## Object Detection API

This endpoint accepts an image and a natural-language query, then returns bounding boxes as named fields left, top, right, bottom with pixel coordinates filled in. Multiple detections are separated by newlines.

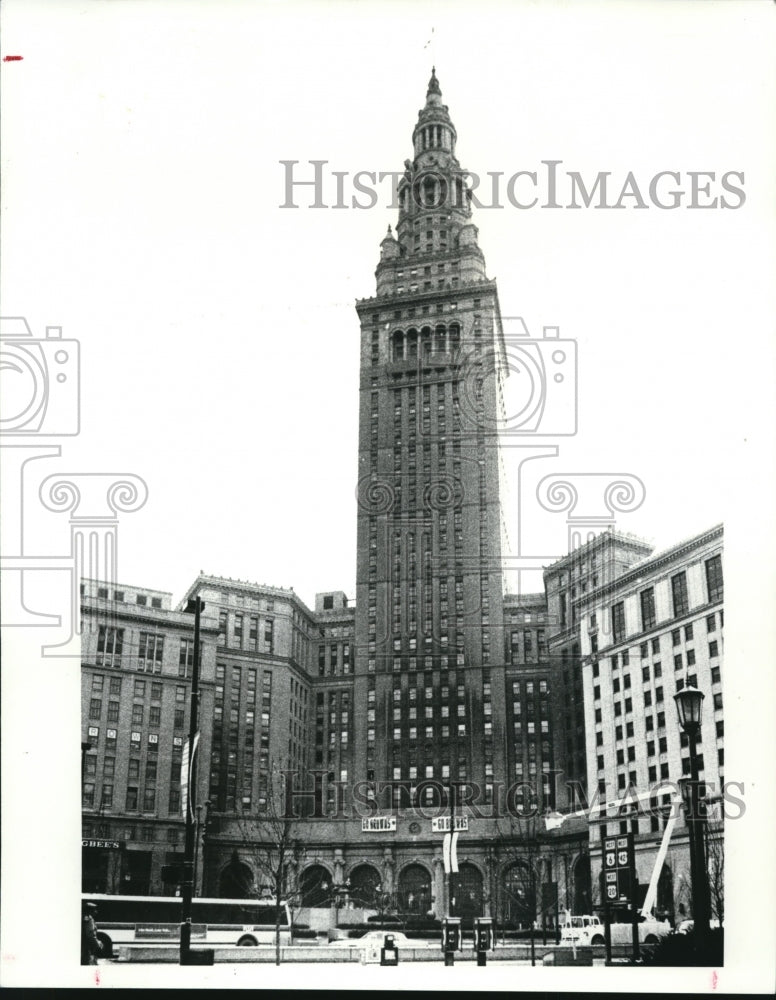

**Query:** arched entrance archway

left=300, top=865, right=330, bottom=907
left=397, top=863, right=431, bottom=915
left=572, top=852, right=592, bottom=915
left=348, top=863, right=381, bottom=908
left=450, top=862, right=483, bottom=924
left=501, top=861, right=535, bottom=929
left=219, top=856, right=254, bottom=898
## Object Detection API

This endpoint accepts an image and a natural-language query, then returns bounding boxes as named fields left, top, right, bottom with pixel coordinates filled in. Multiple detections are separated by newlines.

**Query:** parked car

left=676, top=918, right=722, bottom=934
left=328, top=931, right=434, bottom=950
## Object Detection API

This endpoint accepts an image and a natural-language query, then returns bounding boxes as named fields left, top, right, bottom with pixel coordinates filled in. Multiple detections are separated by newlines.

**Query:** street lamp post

left=180, top=595, right=204, bottom=965
left=674, top=684, right=711, bottom=957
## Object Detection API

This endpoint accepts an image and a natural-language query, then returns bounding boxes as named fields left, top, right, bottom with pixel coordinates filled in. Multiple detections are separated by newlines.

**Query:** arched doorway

left=450, top=862, right=483, bottom=924
left=348, top=863, right=381, bottom=908
left=219, top=856, right=254, bottom=898
left=572, top=852, right=592, bottom=915
left=300, top=865, right=330, bottom=907
left=501, top=861, right=536, bottom=928
left=397, top=863, right=431, bottom=915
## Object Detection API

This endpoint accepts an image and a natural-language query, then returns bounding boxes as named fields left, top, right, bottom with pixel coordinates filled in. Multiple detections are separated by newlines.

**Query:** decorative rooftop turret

left=373, top=70, right=486, bottom=291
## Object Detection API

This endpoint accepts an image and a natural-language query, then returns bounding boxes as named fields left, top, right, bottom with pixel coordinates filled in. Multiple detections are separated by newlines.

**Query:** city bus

left=82, top=894, right=292, bottom=955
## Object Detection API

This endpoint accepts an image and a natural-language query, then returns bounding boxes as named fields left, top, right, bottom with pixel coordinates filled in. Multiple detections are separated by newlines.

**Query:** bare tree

left=495, top=806, right=560, bottom=966
left=226, top=765, right=308, bottom=965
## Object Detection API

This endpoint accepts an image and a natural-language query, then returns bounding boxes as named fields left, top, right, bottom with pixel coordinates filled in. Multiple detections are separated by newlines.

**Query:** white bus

left=83, top=894, right=292, bottom=955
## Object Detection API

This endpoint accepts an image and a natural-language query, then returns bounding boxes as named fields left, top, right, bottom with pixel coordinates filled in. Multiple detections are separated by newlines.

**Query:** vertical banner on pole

left=181, top=732, right=200, bottom=821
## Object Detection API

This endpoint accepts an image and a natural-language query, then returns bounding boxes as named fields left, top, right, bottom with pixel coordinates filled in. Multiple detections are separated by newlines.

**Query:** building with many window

left=80, top=579, right=218, bottom=895
left=576, top=524, right=724, bottom=921
left=80, top=71, right=724, bottom=930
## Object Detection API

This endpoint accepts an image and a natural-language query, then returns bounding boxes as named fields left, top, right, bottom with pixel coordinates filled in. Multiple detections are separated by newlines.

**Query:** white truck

left=560, top=914, right=671, bottom=947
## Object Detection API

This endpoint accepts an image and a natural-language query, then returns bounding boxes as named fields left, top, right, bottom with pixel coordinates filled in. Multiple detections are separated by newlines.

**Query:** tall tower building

left=353, top=70, right=510, bottom=808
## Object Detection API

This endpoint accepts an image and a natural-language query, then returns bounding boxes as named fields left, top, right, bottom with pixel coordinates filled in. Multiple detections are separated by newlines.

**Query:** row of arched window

left=392, top=324, right=461, bottom=362
left=399, top=177, right=467, bottom=213
left=215, top=854, right=616, bottom=925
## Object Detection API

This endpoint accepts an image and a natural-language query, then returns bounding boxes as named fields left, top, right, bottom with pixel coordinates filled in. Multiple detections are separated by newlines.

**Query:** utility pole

left=180, top=595, right=204, bottom=965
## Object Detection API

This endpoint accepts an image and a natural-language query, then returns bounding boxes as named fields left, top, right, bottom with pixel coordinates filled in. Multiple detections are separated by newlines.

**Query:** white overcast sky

left=2, top=0, right=776, bottom=990
left=3, top=0, right=775, bottom=608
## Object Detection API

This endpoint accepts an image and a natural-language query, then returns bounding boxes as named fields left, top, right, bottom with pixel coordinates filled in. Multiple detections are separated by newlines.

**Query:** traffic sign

left=603, top=832, right=634, bottom=904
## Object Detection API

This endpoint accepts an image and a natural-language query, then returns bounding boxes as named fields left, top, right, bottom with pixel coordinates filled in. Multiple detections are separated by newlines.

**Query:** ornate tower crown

left=384, top=70, right=482, bottom=275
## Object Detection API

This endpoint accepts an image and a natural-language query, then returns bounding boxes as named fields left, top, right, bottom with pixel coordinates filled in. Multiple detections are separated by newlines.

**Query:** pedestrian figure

left=81, top=902, right=102, bottom=965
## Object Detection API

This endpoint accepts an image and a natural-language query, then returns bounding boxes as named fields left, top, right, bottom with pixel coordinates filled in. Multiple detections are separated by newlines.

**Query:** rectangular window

left=611, top=602, right=625, bottom=644
left=179, top=639, right=194, bottom=678
left=96, top=626, right=124, bottom=668
left=138, top=632, right=164, bottom=673
left=671, top=572, right=689, bottom=618
left=705, top=555, right=723, bottom=603
left=640, top=588, right=656, bottom=631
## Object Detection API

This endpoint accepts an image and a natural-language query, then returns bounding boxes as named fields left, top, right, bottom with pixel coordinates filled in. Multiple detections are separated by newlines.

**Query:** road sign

left=603, top=832, right=634, bottom=904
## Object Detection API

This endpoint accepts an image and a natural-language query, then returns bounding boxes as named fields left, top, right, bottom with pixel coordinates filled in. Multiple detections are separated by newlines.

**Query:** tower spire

left=427, top=66, right=442, bottom=102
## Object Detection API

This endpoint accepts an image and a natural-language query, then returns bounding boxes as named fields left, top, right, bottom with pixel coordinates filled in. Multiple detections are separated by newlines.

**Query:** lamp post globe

left=673, top=682, right=710, bottom=957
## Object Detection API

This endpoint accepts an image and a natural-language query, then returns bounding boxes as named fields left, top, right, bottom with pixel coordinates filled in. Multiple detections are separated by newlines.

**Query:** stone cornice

left=356, top=276, right=497, bottom=313
left=575, top=523, right=723, bottom=608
